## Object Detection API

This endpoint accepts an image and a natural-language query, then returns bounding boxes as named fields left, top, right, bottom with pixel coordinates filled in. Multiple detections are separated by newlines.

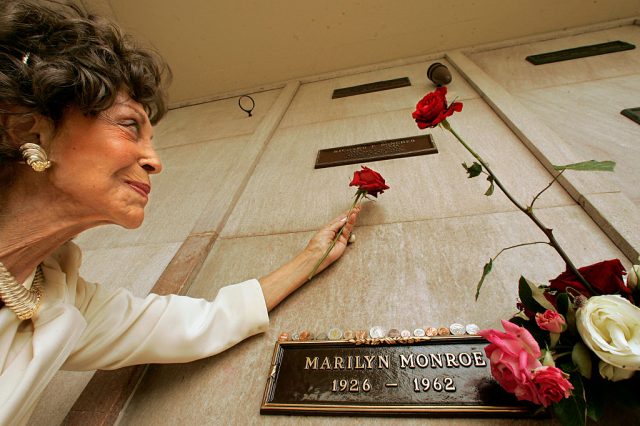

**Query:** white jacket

left=0, top=242, right=269, bottom=425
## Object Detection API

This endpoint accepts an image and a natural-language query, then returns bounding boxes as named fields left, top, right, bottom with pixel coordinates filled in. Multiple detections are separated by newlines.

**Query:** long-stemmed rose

left=412, top=86, right=615, bottom=298
left=308, top=166, right=388, bottom=280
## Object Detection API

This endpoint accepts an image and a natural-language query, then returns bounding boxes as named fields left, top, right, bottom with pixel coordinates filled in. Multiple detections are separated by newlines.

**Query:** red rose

left=412, top=86, right=463, bottom=129
left=530, top=366, right=574, bottom=407
left=549, top=259, right=632, bottom=300
left=349, top=166, right=389, bottom=198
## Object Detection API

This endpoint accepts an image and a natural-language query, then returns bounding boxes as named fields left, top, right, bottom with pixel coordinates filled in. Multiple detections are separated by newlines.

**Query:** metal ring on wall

left=238, top=95, right=255, bottom=117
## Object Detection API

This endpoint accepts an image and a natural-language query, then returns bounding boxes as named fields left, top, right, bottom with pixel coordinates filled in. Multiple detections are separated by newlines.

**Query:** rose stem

left=441, top=119, right=596, bottom=294
left=308, top=190, right=365, bottom=280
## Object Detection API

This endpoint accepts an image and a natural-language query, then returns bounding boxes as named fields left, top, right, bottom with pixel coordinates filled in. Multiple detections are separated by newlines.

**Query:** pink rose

left=530, top=366, right=574, bottom=407
left=535, top=310, right=566, bottom=333
left=478, top=320, right=542, bottom=400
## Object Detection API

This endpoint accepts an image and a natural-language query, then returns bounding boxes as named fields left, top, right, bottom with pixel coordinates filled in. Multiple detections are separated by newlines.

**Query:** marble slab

left=222, top=98, right=573, bottom=238
left=469, top=25, right=640, bottom=93
left=75, top=135, right=260, bottom=249
left=153, top=88, right=281, bottom=149
left=280, top=60, right=478, bottom=129
left=515, top=74, right=640, bottom=206
left=120, top=204, right=627, bottom=425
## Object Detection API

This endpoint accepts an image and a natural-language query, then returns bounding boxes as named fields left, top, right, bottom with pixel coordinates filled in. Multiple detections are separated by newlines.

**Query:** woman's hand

left=304, top=207, right=361, bottom=275
left=258, top=207, right=361, bottom=311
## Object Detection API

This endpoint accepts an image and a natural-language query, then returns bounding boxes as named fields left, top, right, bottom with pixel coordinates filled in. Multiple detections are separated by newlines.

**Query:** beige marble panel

left=469, top=25, right=640, bottom=93
left=222, top=98, right=573, bottom=238
left=28, top=371, right=95, bottom=426
left=120, top=204, right=626, bottom=425
left=280, top=60, right=478, bottom=129
left=515, top=74, right=640, bottom=206
left=75, top=135, right=259, bottom=249
left=153, top=89, right=281, bottom=149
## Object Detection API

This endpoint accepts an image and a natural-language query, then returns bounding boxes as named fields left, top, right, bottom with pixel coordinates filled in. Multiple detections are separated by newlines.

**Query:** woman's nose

left=140, top=145, right=163, bottom=174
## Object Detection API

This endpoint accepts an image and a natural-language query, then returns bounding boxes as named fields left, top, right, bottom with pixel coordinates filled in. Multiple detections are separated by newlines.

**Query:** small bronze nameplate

left=621, top=107, right=640, bottom=125
left=332, top=77, right=411, bottom=99
left=261, top=337, right=535, bottom=417
left=315, top=134, right=437, bottom=169
left=526, top=40, right=635, bottom=65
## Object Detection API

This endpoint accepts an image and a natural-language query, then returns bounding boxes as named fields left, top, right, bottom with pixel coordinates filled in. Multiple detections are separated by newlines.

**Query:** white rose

left=576, top=295, right=640, bottom=371
left=627, top=265, right=639, bottom=290
left=598, top=360, right=636, bottom=381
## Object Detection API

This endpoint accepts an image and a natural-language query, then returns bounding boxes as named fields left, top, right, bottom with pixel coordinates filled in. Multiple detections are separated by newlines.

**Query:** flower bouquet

left=412, top=86, right=640, bottom=424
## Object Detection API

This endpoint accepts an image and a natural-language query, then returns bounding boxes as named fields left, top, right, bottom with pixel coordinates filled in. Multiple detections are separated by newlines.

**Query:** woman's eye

left=121, top=120, right=141, bottom=135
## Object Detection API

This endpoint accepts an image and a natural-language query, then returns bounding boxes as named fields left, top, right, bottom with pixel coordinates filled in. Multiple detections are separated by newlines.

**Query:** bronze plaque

left=332, top=77, right=411, bottom=99
left=526, top=40, right=635, bottom=65
left=315, top=134, right=437, bottom=169
left=261, top=336, right=535, bottom=417
left=621, top=107, right=640, bottom=125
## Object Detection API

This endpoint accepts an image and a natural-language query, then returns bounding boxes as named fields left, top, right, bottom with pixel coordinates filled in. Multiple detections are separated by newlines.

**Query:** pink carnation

left=535, top=310, right=566, bottom=333
left=478, top=320, right=542, bottom=400
left=530, top=366, right=574, bottom=407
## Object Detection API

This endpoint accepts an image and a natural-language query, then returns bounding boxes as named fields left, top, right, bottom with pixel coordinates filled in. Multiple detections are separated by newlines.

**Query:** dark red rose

left=349, top=166, right=389, bottom=198
left=549, top=259, right=632, bottom=300
left=412, top=86, right=463, bottom=129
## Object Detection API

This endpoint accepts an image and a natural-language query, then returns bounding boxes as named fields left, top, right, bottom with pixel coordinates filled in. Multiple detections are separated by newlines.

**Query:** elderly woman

left=0, top=1, right=360, bottom=423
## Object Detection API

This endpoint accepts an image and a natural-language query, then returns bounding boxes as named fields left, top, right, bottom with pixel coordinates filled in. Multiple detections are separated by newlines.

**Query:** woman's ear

left=1, top=112, right=54, bottom=149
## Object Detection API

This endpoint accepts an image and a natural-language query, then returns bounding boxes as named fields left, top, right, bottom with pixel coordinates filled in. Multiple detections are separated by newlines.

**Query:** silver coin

left=315, top=332, right=328, bottom=341
left=291, top=332, right=300, bottom=341
left=400, top=329, right=412, bottom=338
left=465, top=324, right=480, bottom=335
left=328, top=328, right=343, bottom=340
left=387, top=328, right=400, bottom=338
left=449, top=323, right=466, bottom=336
left=369, top=326, right=385, bottom=339
left=413, top=328, right=426, bottom=337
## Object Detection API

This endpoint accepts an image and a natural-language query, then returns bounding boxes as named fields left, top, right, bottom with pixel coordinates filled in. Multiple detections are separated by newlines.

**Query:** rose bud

left=535, top=310, right=567, bottom=334
left=627, top=265, right=639, bottom=290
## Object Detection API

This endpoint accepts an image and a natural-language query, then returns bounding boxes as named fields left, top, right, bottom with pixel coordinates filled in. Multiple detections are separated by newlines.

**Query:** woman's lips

left=126, top=181, right=151, bottom=198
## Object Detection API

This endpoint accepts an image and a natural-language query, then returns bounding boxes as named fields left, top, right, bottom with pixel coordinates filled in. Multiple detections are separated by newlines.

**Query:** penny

left=299, top=330, right=313, bottom=341
left=424, top=327, right=438, bottom=337
left=328, top=328, right=343, bottom=340
left=355, top=329, right=368, bottom=340
left=343, top=329, right=355, bottom=340
left=400, top=329, right=412, bottom=338
left=277, top=332, right=290, bottom=342
left=369, top=326, right=385, bottom=339
left=315, top=332, right=328, bottom=341
left=437, top=327, right=451, bottom=336
left=387, top=328, right=401, bottom=338
left=413, top=328, right=426, bottom=337
left=449, top=323, right=466, bottom=336
left=466, top=324, right=480, bottom=335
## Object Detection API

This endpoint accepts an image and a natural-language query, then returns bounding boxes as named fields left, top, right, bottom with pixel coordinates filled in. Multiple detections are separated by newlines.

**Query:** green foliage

left=484, top=175, right=495, bottom=196
left=553, top=160, right=615, bottom=172
left=556, top=292, right=570, bottom=316
left=474, top=259, right=493, bottom=300
left=552, top=372, right=586, bottom=426
left=462, top=161, right=482, bottom=178
left=585, top=377, right=604, bottom=421
left=518, top=277, right=555, bottom=314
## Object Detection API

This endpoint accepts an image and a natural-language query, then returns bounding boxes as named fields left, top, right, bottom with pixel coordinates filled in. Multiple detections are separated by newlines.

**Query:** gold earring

left=20, top=143, right=51, bottom=172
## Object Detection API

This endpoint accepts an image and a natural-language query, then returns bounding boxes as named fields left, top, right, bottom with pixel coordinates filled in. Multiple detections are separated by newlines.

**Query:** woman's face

left=45, top=92, right=162, bottom=229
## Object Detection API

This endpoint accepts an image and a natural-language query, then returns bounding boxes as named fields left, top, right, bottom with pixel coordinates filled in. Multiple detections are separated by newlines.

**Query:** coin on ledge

left=424, top=327, right=438, bottom=337
left=369, top=326, right=386, bottom=339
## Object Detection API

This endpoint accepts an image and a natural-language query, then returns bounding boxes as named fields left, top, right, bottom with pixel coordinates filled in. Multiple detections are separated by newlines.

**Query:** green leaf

left=462, top=161, right=482, bottom=178
left=557, top=292, right=569, bottom=316
left=553, top=160, right=615, bottom=172
left=484, top=176, right=495, bottom=196
left=552, top=372, right=586, bottom=426
left=585, top=376, right=604, bottom=421
left=518, top=276, right=555, bottom=314
left=475, top=259, right=493, bottom=300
